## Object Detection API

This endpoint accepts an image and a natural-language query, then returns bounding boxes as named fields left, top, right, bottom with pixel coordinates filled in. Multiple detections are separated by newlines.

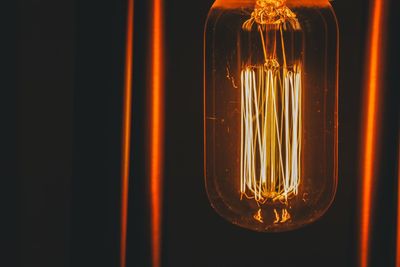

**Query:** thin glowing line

left=360, top=0, right=386, bottom=266
left=240, top=65, right=301, bottom=204
left=120, top=0, right=134, bottom=266
left=150, top=0, right=164, bottom=266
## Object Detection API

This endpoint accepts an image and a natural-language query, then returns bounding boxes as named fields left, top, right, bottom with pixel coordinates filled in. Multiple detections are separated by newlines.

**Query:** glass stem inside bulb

left=240, top=21, right=302, bottom=206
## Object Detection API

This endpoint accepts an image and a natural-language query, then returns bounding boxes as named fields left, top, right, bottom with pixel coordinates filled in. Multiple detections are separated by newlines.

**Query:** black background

left=5, top=0, right=399, bottom=266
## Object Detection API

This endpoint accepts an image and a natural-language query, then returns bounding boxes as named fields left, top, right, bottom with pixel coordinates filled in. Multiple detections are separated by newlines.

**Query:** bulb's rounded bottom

left=207, top=192, right=334, bottom=232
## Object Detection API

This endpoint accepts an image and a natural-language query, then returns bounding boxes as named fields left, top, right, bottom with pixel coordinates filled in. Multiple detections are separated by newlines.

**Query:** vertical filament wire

left=240, top=0, right=302, bottom=205
left=240, top=64, right=302, bottom=204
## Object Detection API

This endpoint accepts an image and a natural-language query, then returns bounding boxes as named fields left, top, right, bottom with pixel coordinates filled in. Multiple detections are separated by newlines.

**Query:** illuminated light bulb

left=204, top=0, right=338, bottom=232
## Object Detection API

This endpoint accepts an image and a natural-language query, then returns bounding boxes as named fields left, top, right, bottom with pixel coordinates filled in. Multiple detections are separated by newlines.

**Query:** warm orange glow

left=214, top=0, right=329, bottom=8
left=205, top=0, right=338, bottom=232
left=240, top=66, right=302, bottom=204
left=240, top=3, right=301, bottom=207
left=120, top=0, right=134, bottom=266
left=149, top=0, right=164, bottom=266
left=396, top=140, right=400, bottom=267
left=359, top=0, right=387, bottom=266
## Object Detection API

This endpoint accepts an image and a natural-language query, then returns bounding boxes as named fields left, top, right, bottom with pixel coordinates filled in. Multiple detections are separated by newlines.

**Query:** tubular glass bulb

left=204, top=0, right=338, bottom=232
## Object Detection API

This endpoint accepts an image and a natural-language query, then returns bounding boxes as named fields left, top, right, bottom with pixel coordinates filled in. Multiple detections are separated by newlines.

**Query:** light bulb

left=204, top=0, right=338, bottom=232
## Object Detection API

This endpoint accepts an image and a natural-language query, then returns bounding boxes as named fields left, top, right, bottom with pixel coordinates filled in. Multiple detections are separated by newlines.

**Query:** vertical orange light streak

left=359, top=0, right=387, bottom=266
left=120, top=0, right=134, bottom=266
left=149, top=0, right=164, bottom=266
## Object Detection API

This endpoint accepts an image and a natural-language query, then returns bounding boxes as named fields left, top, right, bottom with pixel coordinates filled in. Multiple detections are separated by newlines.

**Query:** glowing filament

left=240, top=63, right=302, bottom=204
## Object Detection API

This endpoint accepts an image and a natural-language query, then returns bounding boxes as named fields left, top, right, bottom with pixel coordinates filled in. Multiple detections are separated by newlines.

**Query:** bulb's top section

left=242, top=0, right=301, bottom=30
left=213, top=0, right=330, bottom=8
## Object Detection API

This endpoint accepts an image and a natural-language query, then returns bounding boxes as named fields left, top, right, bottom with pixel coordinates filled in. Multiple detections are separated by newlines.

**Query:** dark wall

left=9, top=0, right=399, bottom=266
left=15, top=0, right=75, bottom=266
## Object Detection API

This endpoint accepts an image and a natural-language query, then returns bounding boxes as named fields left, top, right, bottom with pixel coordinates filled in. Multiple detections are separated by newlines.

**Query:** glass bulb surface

left=204, top=0, right=338, bottom=232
